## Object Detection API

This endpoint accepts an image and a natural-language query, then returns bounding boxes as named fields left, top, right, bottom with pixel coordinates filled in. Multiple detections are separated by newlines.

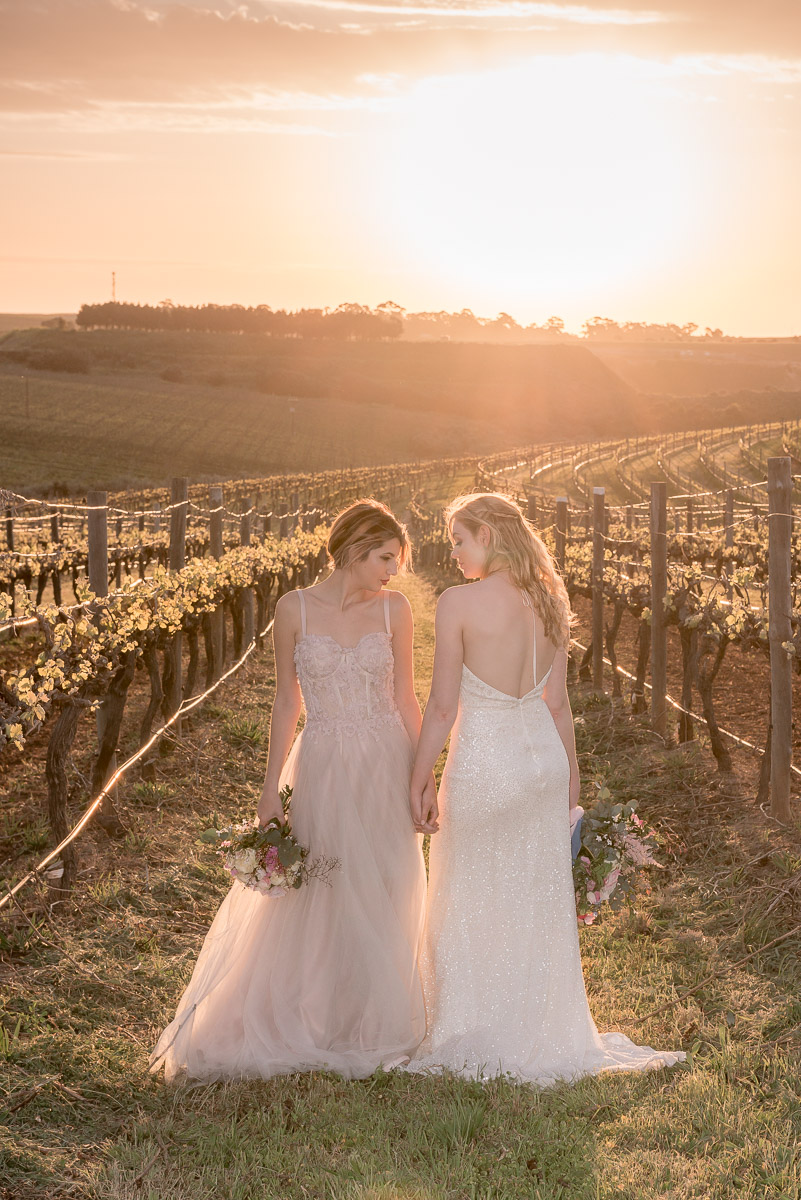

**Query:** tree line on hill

left=75, top=301, right=728, bottom=344
left=75, top=301, right=402, bottom=340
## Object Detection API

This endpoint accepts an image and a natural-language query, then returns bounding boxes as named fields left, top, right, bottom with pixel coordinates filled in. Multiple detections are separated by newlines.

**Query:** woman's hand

left=256, top=790, right=284, bottom=830
left=411, top=773, right=439, bottom=835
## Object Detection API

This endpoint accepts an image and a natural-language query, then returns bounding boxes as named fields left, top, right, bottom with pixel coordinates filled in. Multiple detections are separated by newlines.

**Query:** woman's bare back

left=456, top=575, right=558, bottom=698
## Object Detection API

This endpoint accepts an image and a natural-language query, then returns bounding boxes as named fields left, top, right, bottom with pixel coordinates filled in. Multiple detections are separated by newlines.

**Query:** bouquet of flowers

left=572, top=785, right=661, bottom=926
left=200, top=786, right=339, bottom=896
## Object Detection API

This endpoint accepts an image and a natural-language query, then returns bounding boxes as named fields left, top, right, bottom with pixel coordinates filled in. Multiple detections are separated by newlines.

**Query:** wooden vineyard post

left=240, top=496, right=255, bottom=647
left=167, top=477, right=188, bottom=724
left=50, top=513, right=62, bottom=605
left=555, top=498, right=568, bottom=573
left=114, top=515, right=123, bottom=587
left=592, top=487, right=605, bottom=691
left=725, top=489, right=734, bottom=550
left=527, top=495, right=537, bottom=525
left=87, top=490, right=108, bottom=600
left=768, top=457, right=793, bottom=822
left=5, top=507, right=13, bottom=551
left=650, top=482, right=668, bottom=739
left=686, top=497, right=693, bottom=533
left=86, top=491, right=126, bottom=837
left=87, top=490, right=108, bottom=625
left=208, top=485, right=224, bottom=683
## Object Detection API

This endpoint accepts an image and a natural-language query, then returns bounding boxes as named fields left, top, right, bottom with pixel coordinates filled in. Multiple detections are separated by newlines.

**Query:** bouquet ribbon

left=570, top=805, right=584, bottom=863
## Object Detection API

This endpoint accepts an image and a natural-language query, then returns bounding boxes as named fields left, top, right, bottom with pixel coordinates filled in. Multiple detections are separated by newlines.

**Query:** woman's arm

left=542, top=649, right=581, bottom=811
left=391, top=591, right=438, bottom=832
left=389, top=591, right=423, bottom=748
left=257, top=592, right=303, bottom=827
left=410, top=588, right=464, bottom=829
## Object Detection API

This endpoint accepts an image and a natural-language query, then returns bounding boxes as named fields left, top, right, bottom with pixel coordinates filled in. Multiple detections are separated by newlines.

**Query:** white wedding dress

left=409, top=617, right=686, bottom=1085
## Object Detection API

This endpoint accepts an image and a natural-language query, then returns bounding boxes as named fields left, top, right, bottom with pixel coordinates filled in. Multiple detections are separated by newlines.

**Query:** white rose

left=233, top=849, right=257, bottom=875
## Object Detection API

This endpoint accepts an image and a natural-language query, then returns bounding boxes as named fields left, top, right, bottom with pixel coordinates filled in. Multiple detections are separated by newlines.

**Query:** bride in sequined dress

left=407, top=492, right=685, bottom=1084
left=150, top=500, right=432, bottom=1082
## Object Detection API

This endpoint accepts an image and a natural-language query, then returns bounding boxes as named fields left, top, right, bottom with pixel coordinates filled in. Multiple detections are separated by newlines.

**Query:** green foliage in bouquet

left=199, top=787, right=338, bottom=895
left=573, top=785, right=661, bottom=926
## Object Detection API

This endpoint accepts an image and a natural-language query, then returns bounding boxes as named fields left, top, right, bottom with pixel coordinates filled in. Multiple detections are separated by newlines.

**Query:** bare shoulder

left=387, top=589, right=412, bottom=616
left=436, top=584, right=471, bottom=617
left=273, top=589, right=302, bottom=629
left=386, top=589, right=412, bottom=632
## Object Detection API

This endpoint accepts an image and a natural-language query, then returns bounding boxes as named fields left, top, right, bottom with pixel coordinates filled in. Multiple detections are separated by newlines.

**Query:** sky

left=0, top=0, right=799, bottom=335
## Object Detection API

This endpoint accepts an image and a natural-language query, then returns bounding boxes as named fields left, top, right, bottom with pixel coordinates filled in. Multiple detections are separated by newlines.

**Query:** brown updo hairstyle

left=327, top=499, right=412, bottom=572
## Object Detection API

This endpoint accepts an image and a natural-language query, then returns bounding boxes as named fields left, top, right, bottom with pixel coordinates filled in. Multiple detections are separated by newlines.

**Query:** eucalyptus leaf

left=278, top=842, right=301, bottom=868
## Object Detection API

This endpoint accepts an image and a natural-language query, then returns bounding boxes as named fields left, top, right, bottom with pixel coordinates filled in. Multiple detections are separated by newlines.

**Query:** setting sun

left=378, top=54, right=699, bottom=306
left=0, top=0, right=798, bottom=331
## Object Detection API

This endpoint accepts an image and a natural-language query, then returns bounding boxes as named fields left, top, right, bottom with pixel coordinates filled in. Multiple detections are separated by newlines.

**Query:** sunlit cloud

left=0, top=0, right=798, bottom=333
left=670, top=54, right=801, bottom=83
left=0, top=105, right=341, bottom=134
left=256, top=0, right=669, bottom=24
left=0, top=148, right=132, bottom=160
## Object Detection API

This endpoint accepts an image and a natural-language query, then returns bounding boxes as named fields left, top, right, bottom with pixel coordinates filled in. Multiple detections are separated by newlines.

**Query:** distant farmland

left=1, top=327, right=800, bottom=493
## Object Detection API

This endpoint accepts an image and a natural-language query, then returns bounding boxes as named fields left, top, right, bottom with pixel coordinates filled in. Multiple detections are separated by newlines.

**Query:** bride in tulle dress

left=150, top=500, right=434, bottom=1082
left=408, top=492, right=685, bottom=1085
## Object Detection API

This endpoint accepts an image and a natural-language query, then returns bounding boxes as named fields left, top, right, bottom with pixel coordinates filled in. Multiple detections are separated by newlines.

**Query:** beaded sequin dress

left=149, top=590, right=426, bottom=1082
left=409, top=610, right=686, bottom=1084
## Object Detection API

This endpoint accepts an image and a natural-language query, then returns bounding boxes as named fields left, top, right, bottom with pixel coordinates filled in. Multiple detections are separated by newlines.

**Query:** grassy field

left=1, top=569, right=800, bottom=1199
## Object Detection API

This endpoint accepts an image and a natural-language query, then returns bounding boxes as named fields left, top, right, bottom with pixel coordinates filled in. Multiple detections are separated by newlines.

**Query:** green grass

left=1, top=574, right=801, bottom=1199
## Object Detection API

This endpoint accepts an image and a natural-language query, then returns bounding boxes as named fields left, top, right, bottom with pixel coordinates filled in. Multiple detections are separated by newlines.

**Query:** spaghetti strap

left=383, top=591, right=392, bottom=635
left=298, top=588, right=307, bottom=637
left=521, top=588, right=538, bottom=686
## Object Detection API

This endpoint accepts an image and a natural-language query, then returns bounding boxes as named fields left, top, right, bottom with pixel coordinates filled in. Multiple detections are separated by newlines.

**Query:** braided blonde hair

left=444, top=492, right=572, bottom=650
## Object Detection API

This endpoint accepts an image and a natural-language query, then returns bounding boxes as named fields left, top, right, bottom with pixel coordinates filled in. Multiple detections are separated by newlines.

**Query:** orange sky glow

left=0, top=0, right=799, bottom=335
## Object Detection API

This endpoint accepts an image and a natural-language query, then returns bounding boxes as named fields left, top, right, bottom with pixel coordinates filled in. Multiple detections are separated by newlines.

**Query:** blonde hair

left=445, top=491, right=572, bottom=649
left=327, top=499, right=411, bottom=571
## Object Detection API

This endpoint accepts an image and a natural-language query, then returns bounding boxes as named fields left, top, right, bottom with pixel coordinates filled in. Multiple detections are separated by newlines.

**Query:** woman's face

left=450, top=518, right=489, bottom=580
left=350, top=537, right=402, bottom=592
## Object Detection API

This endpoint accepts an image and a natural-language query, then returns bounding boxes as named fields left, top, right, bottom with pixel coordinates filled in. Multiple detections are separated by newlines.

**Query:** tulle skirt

left=149, top=724, right=427, bottom=1082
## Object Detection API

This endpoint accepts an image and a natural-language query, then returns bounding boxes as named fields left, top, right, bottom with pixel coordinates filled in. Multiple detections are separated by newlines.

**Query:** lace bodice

left=293, top=590, right=405, bottom=741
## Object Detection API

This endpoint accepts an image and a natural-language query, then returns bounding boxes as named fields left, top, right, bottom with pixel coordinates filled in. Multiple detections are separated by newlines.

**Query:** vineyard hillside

left=4, top=329, right=801, bottom=493
left=0, top=314, right=77, bottom=334
left=591, top=340, right=801, bottom=398
left=0, top=369, right=507, bottom=495
left=1, top=327, right=635, bottom=421
left=0, top=331, right=634, bottom=492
